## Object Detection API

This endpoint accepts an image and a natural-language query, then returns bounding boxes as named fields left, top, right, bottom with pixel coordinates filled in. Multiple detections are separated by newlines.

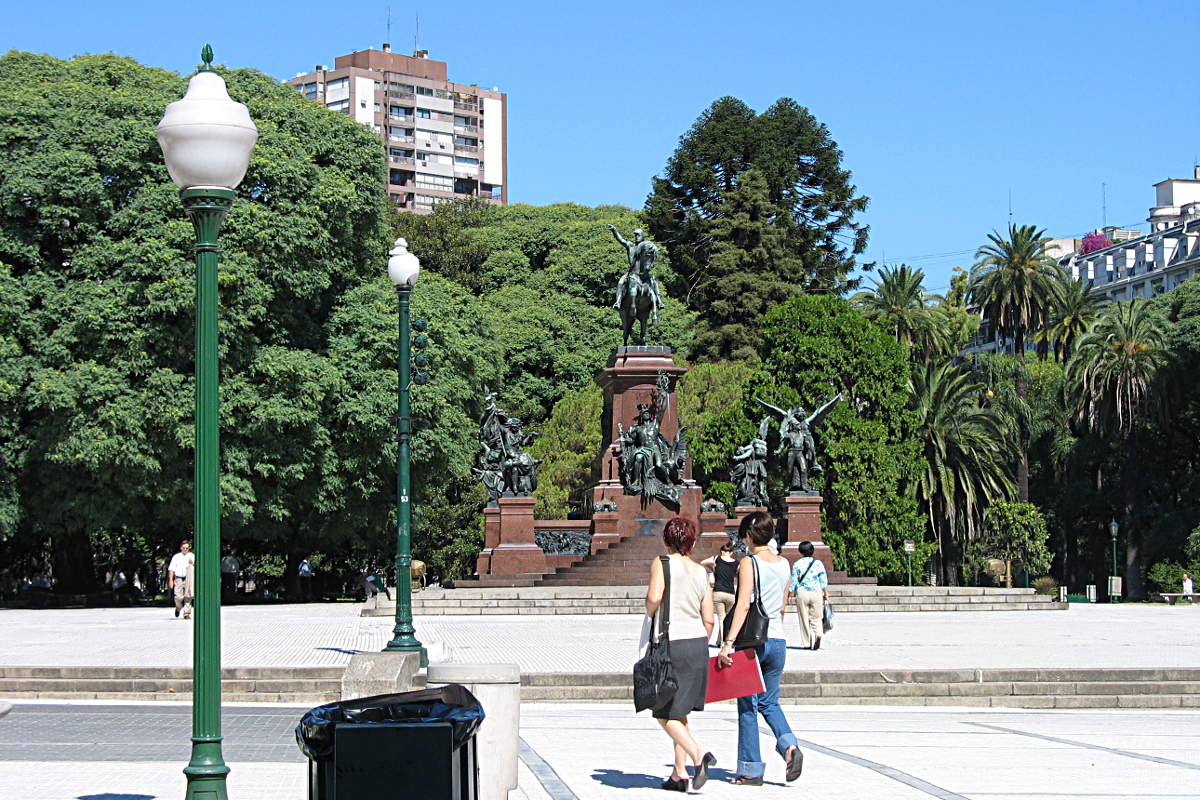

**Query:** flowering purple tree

left=1079, top=232, right=1113, bottom=255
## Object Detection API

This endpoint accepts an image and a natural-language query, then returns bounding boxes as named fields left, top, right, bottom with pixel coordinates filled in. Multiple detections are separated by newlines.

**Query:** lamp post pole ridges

left=182, top=186, right=234, bottom=800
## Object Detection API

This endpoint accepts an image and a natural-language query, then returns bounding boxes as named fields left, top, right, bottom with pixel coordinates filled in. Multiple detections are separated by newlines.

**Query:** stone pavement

left=1, top=602, right=1197, bottom=672
left=2, top=702, right=1198, bottom=800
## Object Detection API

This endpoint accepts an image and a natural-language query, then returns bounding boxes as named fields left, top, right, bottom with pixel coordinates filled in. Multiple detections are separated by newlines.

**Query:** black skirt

left=653, top=636, right=709, bottom=719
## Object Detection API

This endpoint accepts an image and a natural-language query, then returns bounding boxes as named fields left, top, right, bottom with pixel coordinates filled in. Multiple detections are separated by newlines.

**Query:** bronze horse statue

left=609, top=225, right=664, bottom=346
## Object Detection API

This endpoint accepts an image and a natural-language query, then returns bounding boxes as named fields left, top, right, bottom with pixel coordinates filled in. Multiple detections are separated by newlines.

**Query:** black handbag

left=634, top=556, right=678, bottom=713
left=722, top=555, right=769, bottom=648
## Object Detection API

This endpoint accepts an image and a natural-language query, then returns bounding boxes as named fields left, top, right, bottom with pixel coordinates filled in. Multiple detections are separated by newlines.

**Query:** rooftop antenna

left=386, top=7, right=392, bottom=44
left=1102, top=182, right=1107, bottom=228
left=1007, top=189, right=1013, bottom=223
left=414, top=13, right=420, bottom=53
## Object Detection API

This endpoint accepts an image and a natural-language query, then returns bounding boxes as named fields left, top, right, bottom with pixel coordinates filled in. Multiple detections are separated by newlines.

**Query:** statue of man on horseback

left=609, top=225, right=665, bottom=346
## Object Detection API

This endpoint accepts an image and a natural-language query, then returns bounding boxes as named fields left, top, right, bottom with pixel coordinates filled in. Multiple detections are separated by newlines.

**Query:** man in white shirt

left=1183, top=573, right=1194, bottom=602
left=168, top=541, right=196, bottom=619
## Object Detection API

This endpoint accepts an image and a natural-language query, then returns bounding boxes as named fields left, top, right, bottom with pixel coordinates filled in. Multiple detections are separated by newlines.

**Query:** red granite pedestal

left=474, top=505, right=501, bottom=576
left=781, top=494, right=833, bottom=572
left=487, top=496, right=549, bottom=577
left=592, top=347, right=702, bottom=539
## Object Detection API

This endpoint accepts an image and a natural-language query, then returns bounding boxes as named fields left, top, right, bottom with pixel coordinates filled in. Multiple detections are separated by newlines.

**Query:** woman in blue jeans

left=718, top=512, right=804, bottom=786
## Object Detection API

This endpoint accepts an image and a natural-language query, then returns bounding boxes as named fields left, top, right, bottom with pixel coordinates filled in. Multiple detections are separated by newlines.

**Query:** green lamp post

left=1108, top=519, right=1120, bottom=603
left=383, top=238, right=428, bottom=666
left=157, top=45, right=258, bottom=800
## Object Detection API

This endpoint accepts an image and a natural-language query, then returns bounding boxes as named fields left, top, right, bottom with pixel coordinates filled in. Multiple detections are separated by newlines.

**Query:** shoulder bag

left=633, top=556, right=678, bottom=713
left=722, top=555, right=769, bottom=648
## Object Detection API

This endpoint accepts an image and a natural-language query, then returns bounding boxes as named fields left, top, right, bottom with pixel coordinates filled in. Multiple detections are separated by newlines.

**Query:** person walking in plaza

left=167, top=541, right=195, bottom=619
left=791, top=541, right=829, bottom=650
left=700, top=543, right=738, bottom=644
left=298, top=557, right=314, bottom=601
left=645, top=516, right=717, bottom=791
left=1183, top=572, right=1194, bottom=602
left=718, top=512, right=803, bottom=786
left=220, top=553, right=240, bottom=602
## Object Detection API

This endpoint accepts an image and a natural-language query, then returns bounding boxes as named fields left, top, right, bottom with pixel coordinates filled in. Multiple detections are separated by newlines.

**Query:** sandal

left=785, top=746, right=804, bottom=782
left=731, top=775, right=764, bottom=786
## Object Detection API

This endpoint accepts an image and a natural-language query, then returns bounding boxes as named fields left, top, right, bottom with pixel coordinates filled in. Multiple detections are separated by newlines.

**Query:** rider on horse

left=609, top=225, right=665, bottom=325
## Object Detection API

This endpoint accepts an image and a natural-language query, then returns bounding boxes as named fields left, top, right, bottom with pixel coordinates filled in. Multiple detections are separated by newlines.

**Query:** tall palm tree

left=852, top=264, right=929, bottom=349
left=910, top=361, right=1016, bottom=584
left=969, top=223, right=1064, bottom=501
left=1039, top=274, right=1102, bottom=362
left=1067, top=299, right=1168, bottom=600
left=969, top=224, right=1064, bottom=358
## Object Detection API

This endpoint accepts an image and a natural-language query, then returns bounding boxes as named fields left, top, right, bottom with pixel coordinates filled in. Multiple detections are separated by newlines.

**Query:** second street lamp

left=156, top=45, right=257, bottom=800
left=384, top=237, right=427, bottom=666
left=1108, top=519, right=1121, bottom=603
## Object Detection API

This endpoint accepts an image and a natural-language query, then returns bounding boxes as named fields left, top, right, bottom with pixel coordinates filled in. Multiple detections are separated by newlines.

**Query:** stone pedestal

left=698, top=510, right=729, bottom=556
left=723, top=506, right=769, bottom=542
left=488, top=496, right=548, bottom=576
left=592, top=346, right=702, bottom=539
left=782, top=494, right=833, bottom=571
left=427, top=663, right=521, bottom=800
left=341, top=652, right=420, bottom=699
left=591, top=510, right=620, bottom=554
left=475, top=505, right=501, bottom=576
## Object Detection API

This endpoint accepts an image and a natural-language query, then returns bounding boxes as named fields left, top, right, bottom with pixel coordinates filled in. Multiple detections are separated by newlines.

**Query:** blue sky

left=4, top=0, right=1197, bottom=293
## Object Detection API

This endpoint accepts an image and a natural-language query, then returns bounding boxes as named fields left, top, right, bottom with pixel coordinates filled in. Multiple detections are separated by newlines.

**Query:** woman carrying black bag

left=717, top=512, right=803, bottom=786
left=644, top=516, right=717, bottom=791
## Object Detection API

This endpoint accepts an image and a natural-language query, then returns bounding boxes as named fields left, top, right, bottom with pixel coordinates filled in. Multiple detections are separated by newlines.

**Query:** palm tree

left=969, top=224, right=1064, bottom=358
left=852, top=264, right=929, bottom=348
left=910, top=361, right=1016, bottom=584
left=1039, top=274, right=1102, bottom=362
left=969, top=223, right=1064, bottom=501
left=1067, top=299, right=1168, bottom=600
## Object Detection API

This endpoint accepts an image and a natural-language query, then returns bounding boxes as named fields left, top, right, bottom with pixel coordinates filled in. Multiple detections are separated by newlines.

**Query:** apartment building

left=287, top=44, right=507, bottom=213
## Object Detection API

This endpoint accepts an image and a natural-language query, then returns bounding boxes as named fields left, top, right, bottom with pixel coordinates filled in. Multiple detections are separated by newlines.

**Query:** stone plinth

left=782, top=493, right=833, bottom=572
left=341, top=652, right=420, bottom=699
left=591, top=510, right=620, bottom=554
left=698, top=510, right=729, bottom=556
left=475, top=505, right=501, bottom=576
left=592, top=346, right=702, bottom=539
left=488, top=496, right=549, bottom=577
left=427, top=663, right=521, bottom=800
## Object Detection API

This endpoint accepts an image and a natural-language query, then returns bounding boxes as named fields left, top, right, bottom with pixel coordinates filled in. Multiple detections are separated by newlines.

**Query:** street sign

left=903, top=540, right=916, bottom=553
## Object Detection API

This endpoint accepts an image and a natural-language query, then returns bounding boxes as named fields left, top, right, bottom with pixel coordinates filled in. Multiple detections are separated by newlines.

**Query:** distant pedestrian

left=220, top=554, right=240, bottom=602
left=1183, top=573, right=1194, bottom=602
left=361, top=569, right=391, bottom=602
left=790, top=541, right=828, bottom=650
left=719, top=512, right=803, bottom=786
left=168, top=541, right=195, bottom=619
left=645, top=516, right=716, bottom=791
left=701, top=543, right=738, bottom=644
left=298, top=558, right=314, bottom=601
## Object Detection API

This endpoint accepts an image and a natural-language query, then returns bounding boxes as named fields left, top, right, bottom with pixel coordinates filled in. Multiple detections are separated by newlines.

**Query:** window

left=389, top=148, right=414, bottom=159
left=326, top=99, right=349, bottom=111
left=326, top=77, right=348, bottom=92
left=454, top=116, right=476, bottom=128
left=455, top=156, right=479, bottom=166
left=416, top=86, right=434, bottom=96
left=455, top=136, right=478, bottom=147
left=415, top=173, right=454, bottom=191
left=374, top=80, right=381, bottom=90
left=416, top=108, right=431, bottom=119
left=389, top=105, right=413, bottom=118
left=374, top=103, right=382, bottom=112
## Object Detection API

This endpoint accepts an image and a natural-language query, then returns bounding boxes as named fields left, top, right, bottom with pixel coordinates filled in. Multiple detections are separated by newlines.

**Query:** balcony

left=454, top=100, right=478, bottom=111
left=388, top=134, right=416, bottom=144
left=389, top=156, right=415, bottom=167
left=455, top=144, right=480, bottom=154
left=454, top=123, right=479, bottom=133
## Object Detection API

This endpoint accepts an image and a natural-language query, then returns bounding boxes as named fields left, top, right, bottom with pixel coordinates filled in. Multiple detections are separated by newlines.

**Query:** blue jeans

left=736, top=638, right=798, bottom=779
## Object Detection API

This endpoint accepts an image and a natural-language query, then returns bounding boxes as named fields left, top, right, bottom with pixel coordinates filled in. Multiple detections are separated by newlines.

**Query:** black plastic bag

left=295, top=684, right=485, bottom=761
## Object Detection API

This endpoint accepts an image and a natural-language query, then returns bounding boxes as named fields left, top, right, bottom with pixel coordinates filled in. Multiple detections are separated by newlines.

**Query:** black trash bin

left=296, top=684, right=485, bottom=800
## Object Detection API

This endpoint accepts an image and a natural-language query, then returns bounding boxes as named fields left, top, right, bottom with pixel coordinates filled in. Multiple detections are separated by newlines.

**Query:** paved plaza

left=1, top=702, right=1198, bottom=799
left=0, top=601, right=1197, bottom=671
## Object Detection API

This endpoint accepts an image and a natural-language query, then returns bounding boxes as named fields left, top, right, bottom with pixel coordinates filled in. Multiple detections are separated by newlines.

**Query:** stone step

left=0, top=666, right=343, bottom=703
left=0, top=666, right=344, bottom=679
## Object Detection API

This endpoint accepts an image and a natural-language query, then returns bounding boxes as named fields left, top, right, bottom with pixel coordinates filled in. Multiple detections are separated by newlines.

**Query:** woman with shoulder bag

left=645, top=516, right=718, bottom=791
left=717, top=512, right=803, bottom=786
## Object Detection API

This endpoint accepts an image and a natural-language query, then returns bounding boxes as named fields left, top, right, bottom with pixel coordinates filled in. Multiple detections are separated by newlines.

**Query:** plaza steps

left=519, top=668, right=1200, bottom=708
left=365, top=585, right=1066, bottom=616
left=0, top=666, right=342, bottom=703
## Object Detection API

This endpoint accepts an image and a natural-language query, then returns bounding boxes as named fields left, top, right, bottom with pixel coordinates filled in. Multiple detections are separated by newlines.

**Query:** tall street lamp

left=157, top=45, right=257, bottom=800
left=383, top=237, right=428, bottom=666
left=1108, top=519, right=1120, bottom=603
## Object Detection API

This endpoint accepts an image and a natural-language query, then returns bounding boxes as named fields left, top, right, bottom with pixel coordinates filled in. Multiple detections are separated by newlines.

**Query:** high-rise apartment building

left=287, top=45, right=507, bottom=213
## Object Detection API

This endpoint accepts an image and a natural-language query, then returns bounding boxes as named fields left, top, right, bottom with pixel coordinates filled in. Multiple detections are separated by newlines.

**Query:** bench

left=1160, top=593, right=1198, bottom=605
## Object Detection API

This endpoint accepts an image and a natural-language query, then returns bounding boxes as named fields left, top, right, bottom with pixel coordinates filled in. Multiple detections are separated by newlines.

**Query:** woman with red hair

left=645, top=516, right=716, bottom=791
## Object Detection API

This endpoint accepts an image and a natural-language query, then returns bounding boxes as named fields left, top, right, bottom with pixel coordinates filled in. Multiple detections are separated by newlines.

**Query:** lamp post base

left=184, top=739, right=230, bottom=800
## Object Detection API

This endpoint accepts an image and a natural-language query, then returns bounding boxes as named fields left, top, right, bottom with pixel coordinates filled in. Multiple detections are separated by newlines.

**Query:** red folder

left=705, top=648, right=766, bottom=703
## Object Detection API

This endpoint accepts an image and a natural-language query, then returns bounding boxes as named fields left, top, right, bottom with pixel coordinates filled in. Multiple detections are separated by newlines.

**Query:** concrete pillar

left=489, top=497, right=548, bottom=576
left=427, top=663, right=521, bottom=800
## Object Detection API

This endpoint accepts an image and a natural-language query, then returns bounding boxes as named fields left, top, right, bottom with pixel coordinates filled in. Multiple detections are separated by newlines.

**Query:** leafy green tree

left=1067, top=298, right=1168, bottom=599
left=677, top=361, right=756, bottom=494
left=646, top=97, right=869, bottom=360
left=751, top=296, right=925, bottom=582
left=966, top=501, right=1052, bottom=586
left=910, top=361, right=1015, bottom=583
left=528, top=385, right=603, bottom=519
left=393, top=197, right=494, bottom=293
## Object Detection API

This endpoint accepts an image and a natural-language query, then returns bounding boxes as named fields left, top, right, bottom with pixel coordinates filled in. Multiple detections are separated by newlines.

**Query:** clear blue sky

left=5, top=0, right=1197, bottom=293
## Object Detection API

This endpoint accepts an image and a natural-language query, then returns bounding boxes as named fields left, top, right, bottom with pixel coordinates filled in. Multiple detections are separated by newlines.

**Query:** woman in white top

left=718, top=512, right=803, bottom=786
left=645, top=516, right=717, bottom=791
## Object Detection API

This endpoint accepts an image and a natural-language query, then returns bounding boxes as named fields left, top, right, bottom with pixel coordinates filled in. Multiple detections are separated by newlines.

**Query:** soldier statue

left=730, top=418, right=771, bottom=507
left=477, top=391, right=541, bottom=499
left=609, top=224, right=665, bottom=346
left=616, top=371, right=688, bottom=506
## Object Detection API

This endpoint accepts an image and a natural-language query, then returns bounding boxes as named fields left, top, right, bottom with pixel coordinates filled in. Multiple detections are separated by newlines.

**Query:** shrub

left=1147, top=562, right=1186, bottom=595
left=1032, top=576, right=1058, bottom=596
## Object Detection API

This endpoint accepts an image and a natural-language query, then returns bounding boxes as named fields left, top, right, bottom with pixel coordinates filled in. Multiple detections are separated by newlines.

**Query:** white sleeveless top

left=664, top=555, right=708, bottom=642
left=750, top=555, right=792, bottom=641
